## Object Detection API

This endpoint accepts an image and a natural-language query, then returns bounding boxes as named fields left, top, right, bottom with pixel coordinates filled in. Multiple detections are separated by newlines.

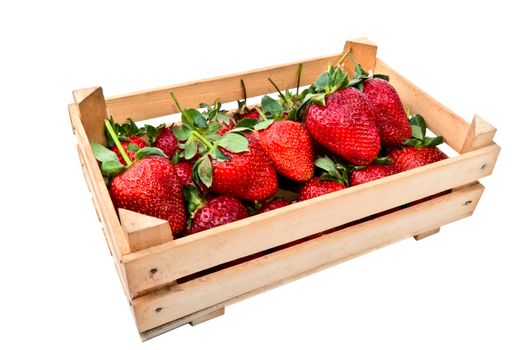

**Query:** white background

left=1, top=1, right=524, bottom=349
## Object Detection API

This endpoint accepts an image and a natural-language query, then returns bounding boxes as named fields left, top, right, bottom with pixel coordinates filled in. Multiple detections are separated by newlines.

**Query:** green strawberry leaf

left=236, top=117, right=258, bottom=129
left=184, top=139, right=199, bottom=160
left=409, top=114, right=427, bottom=140
left=253, top=119, right=274, bottom=131
left=373, top=74, right=390, bottom=81
left=183, top=185, right=206, bottom=217
left=91, top=142, right=120, bottom=163
left=171, top=150, right=182, bottom=164
left=197, top=156, right=213, bottom=188
left=372, top=156, right=392, bottom=165
left=310, top=93, right=327, bottom=106
left=262, top=95, right=283, bottom=117
left=213, top=148, right=230, bottom=161
left=100, top=160, right=126, bottom=176
left=134, top=147, right=167, bottom=161
left=314, top=72, right=331, bottom=92
left=205, top=123, right=222, bottom=134
left=127, top=143, right=140, bottom=153
left=423, top=136, right=444, bottom=148
left=404, top=138, right=420, bottom=147
left=185, top=109, right=208, bottom=128
left=315, top=156, right=338, bottom=174
left=173, top=125, right=190, bottom=141
left=217, top=133, right=249, bottom=153
left=144, top=124, right=158, bottom=144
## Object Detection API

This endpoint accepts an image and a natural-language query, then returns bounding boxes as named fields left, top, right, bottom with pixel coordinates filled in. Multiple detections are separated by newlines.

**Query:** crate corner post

left=119, top=209, right=173, bottom=252
left=73, top=86, right=108, bottom=145
left=342, top=37, right=378, bottom=73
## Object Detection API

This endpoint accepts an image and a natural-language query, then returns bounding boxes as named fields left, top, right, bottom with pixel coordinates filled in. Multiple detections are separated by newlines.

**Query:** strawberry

left=237, top=109, right=260, bottom=121
left=257, top=199, right=291, bottom=214
left=188, top=195, right=248, bottom=234
left=363, top=78, right=412, bottom=147
left=254, top=120, right=314, bottom=182
left=389, top=114, right=447, bottom=172
left=210, top=135, right=278, bottom=201
left=93, top=120, right=186, bottom=236
left=349, top=64, right=411, bottom=148
left=390, top=147, right=447, bottom=172
left=298, top=177, right=346, bottom=201
left=305, top=66, right=380, bottom=165
left=171, top=94, right=279, bottom=202
left=153, top=126, right=180, bottom=159
left=111, top=135, right=147, bottom=165
left=173, top=161, right=194, bottom=186
left=350, top=164, right=396, bottom=186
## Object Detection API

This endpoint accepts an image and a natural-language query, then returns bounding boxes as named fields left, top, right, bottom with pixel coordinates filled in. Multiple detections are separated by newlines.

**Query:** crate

left=68, top=38, right=500, bottom=341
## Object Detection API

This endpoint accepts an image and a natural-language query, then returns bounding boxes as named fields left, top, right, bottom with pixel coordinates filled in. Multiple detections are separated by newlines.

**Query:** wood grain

left=132, top=183, right=484, bottom=332
left=123, top=144, right=499, bottom=297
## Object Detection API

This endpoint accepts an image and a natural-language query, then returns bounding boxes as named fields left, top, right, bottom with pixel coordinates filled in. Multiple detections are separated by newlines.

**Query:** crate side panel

left=133, top=183, right=484, bottom=332
left=123, top=144, right=499, bottom=297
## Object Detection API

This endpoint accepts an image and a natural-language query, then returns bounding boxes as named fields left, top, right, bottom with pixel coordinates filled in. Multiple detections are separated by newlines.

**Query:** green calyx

left=314, top=156, right=349, bottom=186
left=305, top=64, right=350, bottom=106
left=183, top=185, right=207, bottom=219
left=170, top=93, right=250, bottom=188
left=92, top=120, right=167, bottom=184
left=404, top=114, right=444, bottom=148
left=104, top=117, right=146, bottom=147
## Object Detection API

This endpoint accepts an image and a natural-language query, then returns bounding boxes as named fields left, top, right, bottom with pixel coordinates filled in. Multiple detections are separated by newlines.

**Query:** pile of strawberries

left=92, top=61, right=447, bottom=238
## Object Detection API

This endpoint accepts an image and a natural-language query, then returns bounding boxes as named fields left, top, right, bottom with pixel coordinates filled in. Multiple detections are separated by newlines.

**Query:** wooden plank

left=461, top=115, right=497, bottom=153
left=119, top=209, right=173, bottom=252
left=132, top=183, right=484, bottom=332
left=122, top=144, right=499, bottom=297
left=341, top=37, right=378, bottom=73
left=189, top=307, right=225, bottom=326
left=414, top=227, right=441, bottom=241
left=69, top=103, right=132, bottom=299
left=73, top=87, right=108, bottom=144
left=374, top=59, right=470, bottom=153
left=105, top=54, right=338, bottom=122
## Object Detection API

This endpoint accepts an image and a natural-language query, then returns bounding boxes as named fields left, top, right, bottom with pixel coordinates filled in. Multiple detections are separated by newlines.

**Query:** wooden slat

left=374, top=59, right=470, bottom=152
left=123, top=144, right=500, bottom=297
left=105, top=53, right=341, bottom=122
left=132, top=183, right=484, bottom=332
left=461, top=115, right=497, bottom=153
left=414, top=227, right=441, bottom=241
left=119, top=209, right=173, bottom=252
left=69, top=103, right=132, bottom=299
left=341, top=37, right=378, bottom=73
left=73, top=87, right=108, bottom=144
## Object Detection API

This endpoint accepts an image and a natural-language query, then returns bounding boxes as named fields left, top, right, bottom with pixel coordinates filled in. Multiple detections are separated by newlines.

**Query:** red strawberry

left=254, top=120, right=314, bottom=182
left=306, top=87, right=380, bottom=165
left=390, top=147, right=447, bottom=172
left=237, top=109, right=260, bottom=121
left=350, top=164, right=396, bottom=186
left=111, top=136, right=147, bottom=165
left=188, top=196, right=248, bottom=234
left=110, top=156, right=186, bottom=235
left=363, top=78, right=412, bottom=147
left=258, top=199, right=291, bottom=214
left=154, top=126, right=179, bottom=159
left=298, top=177, right=346, bottom=201
left=218, top=122, right=236, bottom=136
left=174, top=161, right=194, bottom=186
left=211, top=136, right=278, bottom=202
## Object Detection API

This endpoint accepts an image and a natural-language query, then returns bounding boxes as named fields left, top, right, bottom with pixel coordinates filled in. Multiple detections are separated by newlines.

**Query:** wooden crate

left=68, top=38, right=500, bottom=341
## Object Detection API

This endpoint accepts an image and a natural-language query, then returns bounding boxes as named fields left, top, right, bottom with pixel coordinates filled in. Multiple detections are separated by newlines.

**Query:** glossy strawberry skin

left=189, top=196, right=248, bottom=234
left=111, top=136, right=147, bottom=165
left=154, top=126, right=180, bottom=159
left=390, top=147, right=447, bottom=172
left=255, top=121, right=314, bottom=182
left=211, top=136, right=278, bottom=202
left=350, top=165, right=396, bottom=186
left=306, top=87, right=380, bottom=165
left=110, top=156, right=186, bottom=235
left=174, top=161, right=194, bottom=187
left=363, top=78, right=412, bottom=148
left=258, top=199, right=291, bottom=214
left=237, top=109, right=260, bottom=121
left=298, top=177, right=347, bottom=201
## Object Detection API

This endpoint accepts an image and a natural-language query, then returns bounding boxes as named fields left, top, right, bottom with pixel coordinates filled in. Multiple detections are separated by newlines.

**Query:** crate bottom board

left=134, top=182, right=484, bottom=340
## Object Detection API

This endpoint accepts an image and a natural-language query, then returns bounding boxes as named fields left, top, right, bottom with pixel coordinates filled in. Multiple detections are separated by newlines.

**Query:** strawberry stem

left=267, top=78, right=286, bottom=101
left=335, top=49, right=351, bottom=67
left=104, top=119, right=132, bottom=166
left=191, top=130, right=214, bottom=150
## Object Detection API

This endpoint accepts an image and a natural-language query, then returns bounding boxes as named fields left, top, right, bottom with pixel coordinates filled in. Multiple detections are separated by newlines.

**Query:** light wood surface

left=189, top=308, right=225, bottom=327
left=342, top=37, right=377, bottom=73
left=461, top=115, right=497, bottom=153
left=119, top=209, right=173, bottom=252
left=414, top=227, right=441, bottom=241
left=132, top=183, right=484, bottom=332
left=122, top=144, right=499, bottom=297
left=73, top=87, right=108, bottom=145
